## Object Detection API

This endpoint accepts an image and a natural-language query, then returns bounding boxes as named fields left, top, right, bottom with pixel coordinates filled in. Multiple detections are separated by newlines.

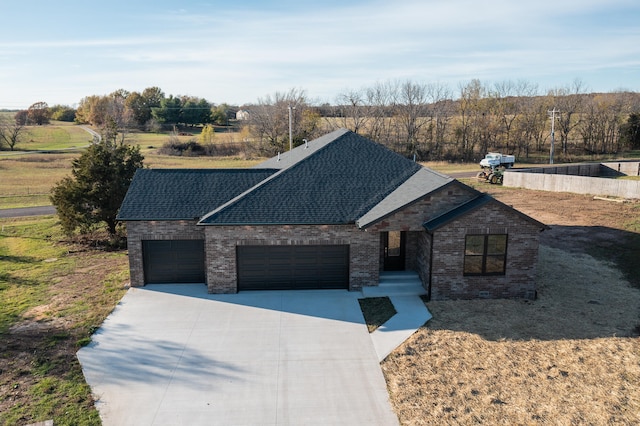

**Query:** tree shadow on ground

left=541, top=225, right=640, bottom=289
left=425, top=225, right=640, bottom=341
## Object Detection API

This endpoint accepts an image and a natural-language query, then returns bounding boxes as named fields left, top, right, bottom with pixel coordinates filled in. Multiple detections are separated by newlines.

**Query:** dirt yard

left=383, top=185, right=640, bottom=425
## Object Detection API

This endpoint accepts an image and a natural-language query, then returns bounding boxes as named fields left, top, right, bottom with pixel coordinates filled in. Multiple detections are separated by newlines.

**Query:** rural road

left=0, top=126, right=99, bottom=219
left=0, top=206, right=56, bottom=218
left=448, top=171, right=477, bottom=179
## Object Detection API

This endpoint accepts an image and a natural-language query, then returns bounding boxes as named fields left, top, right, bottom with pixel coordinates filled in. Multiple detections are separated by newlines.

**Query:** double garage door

left=143, top=240, right=349, bottom=290
left=237, top=245, right=349, bottom=290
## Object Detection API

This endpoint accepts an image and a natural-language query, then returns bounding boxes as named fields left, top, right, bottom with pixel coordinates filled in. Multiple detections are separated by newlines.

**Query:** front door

left=383, top=231, right=406, bottom=271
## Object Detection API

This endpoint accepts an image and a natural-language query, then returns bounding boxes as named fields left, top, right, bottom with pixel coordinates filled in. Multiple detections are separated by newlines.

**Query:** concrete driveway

left=77, top=284, right=399, bottom=425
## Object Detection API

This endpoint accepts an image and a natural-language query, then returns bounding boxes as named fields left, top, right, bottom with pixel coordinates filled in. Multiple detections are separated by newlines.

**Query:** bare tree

left=394, top=80, right=430, bottom=156
left=425, top=82, right=454, bottom=160
left=516, top=92, right=550, bottom=158
left=0, top=118, right=27, bottom=151
left=335, top=88, right=369, bottom=134
left=579, top=93, right=626, bottom=155
left=550, top=79, right=587, bottom=156
left=455, top=79, right=486, bottom=160
left=364, top=81, right=396, bottom=146
left=247, top=88, right=313, bottom=154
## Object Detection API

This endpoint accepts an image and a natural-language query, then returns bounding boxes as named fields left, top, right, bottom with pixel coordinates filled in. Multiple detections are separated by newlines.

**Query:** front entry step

left=362, top=271, right=426, bottom=297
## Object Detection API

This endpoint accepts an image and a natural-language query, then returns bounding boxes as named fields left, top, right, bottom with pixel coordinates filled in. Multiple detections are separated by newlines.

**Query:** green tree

left=126, top=87, right=164, bottom=127
left=620, top=113, right=640, bottom=149
left=152, top=95, right=182, bottom=127
left=200, top=123, right=216, bottom=144
left=211, top=103, right=231, bottom=126
left=50, top=118, right=144, bottom=238
left=27, top=101, right=51, bottom=125
left=49, top=104, right=76, bottom=121
left=125, top=91, right=148, bottom=126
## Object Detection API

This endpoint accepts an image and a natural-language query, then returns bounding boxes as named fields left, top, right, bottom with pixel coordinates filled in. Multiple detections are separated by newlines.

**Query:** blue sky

left=1, top=0, right=639, bottom=109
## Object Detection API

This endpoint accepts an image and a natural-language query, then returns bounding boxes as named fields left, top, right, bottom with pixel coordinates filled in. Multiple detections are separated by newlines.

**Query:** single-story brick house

left=117, top=129, right=546, bottom=299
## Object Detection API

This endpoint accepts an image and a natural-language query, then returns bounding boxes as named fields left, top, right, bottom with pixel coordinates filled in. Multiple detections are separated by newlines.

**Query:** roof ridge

left=199, top=129, right=352, bottom=224
left=141, top=168, right=279, bottom=173
left=253, top=128, right=350, bottom=170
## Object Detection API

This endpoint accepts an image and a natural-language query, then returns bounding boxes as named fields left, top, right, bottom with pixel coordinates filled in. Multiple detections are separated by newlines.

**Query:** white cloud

left=0, top=0, right=638, bottom=108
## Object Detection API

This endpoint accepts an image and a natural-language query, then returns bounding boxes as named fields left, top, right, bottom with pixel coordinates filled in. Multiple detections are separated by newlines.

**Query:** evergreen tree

left=50, top=118, right=144, bottom=238
left=620, top=113, right=640, bottom=149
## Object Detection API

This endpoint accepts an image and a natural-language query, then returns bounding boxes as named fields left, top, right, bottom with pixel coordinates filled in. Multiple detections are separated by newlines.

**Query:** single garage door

left=142, top=240, right=205, bottom=284
left=237, top=245, right=349, bottom=290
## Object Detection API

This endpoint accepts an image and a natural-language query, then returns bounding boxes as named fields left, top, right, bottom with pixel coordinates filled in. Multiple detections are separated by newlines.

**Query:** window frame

left=463, top=234, right=508, bottom=276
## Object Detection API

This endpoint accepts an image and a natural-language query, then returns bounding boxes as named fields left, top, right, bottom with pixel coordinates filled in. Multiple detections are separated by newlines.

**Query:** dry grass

left=383, top=244, right=640, bottom=424
left=0, top=151, right=264, bottom=208
left=0, top=154, right=75, bottom=197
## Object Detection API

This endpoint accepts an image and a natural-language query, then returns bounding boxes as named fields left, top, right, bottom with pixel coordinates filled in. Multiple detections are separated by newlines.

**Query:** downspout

left=427, top=232, right=434, bottom=301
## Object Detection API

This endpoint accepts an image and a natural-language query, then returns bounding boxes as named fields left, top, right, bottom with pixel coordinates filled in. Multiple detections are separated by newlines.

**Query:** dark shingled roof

left=200, top=130, right=422, bottom=225
left=423, top=194, right=549, bottom=232
left=117, top=169, right=277, bottom=220
left=356, top=168, right=455, bottom=229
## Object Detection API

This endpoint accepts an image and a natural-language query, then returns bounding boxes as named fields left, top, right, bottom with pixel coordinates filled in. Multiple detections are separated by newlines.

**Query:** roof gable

left=356, top=168, right=455, bottom=229
left=423, top=194, right=548, bottom=232
left=200, top=130, right=423, bottom=225
left=117, top=169, right=277, bottom=221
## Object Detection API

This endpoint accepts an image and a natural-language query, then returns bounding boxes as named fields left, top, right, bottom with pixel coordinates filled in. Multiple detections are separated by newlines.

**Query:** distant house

left=235, top=109, right=250, bottom=120
left=117, top=129, right=546, bottom=299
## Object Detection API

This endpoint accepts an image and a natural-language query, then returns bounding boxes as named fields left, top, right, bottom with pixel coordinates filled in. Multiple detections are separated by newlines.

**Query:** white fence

left=503, top=161, right=640, bottom=199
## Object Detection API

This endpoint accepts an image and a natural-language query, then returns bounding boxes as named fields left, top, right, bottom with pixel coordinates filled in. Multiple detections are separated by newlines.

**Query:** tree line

left=319, top=79, right=640, bottom=161
left=3, top=80, right=640, bottom=160
left=238, top=80, right=640, bottom=161
left=73, top=87, right=232, bottom=130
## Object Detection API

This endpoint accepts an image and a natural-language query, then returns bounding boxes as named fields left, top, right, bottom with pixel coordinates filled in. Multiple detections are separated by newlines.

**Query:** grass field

left=0, top=216, right=129, bottom=424
left=0, top=123, right=262, bottom=208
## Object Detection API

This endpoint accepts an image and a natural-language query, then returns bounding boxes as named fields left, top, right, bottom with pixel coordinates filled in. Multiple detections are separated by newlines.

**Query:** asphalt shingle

left=357, top=167, right=455, bottom=229
left=117, top=169, right=277, bottom=220
left=200, top=131, right=423, bottom=225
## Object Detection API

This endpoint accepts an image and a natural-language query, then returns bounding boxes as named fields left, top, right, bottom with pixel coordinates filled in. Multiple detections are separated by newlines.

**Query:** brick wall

left=368, top=183, right=476, bottom=276
left=429, top=203, right=541, bottom=300
left=416, top=231, right=432, bottom=288
left=204, top=224, right=379, bottom=293
left=125, top=220, right=205, bottom=287
left=366, top=183, right=477, bottom=232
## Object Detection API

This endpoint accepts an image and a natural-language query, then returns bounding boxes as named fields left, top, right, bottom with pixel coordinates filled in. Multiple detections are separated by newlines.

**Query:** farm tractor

left=476, top=152, right=515, bottom=185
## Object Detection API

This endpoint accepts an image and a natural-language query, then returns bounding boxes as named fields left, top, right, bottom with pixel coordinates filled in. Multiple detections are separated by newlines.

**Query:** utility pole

left=547, top=108, right=559, bottom=164
left=288, top=104, right=295, bottom=152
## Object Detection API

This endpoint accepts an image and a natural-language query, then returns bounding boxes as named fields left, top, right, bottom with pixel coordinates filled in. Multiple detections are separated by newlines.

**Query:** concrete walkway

left=78, top=285, right=400, bottom=426
left=361, top=272, right=433, bottom=361
left=369, top=295, right=432, bottom=361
